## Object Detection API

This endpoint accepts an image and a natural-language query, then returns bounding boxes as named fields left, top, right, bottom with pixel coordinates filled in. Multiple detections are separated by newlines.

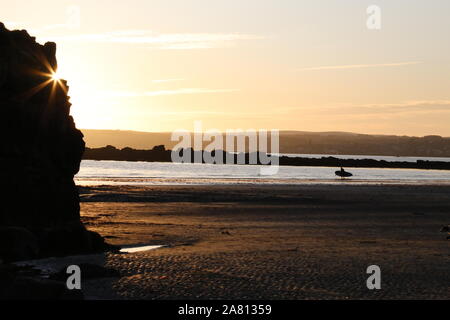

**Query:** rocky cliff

left=0, top=22, right=110, bottom=261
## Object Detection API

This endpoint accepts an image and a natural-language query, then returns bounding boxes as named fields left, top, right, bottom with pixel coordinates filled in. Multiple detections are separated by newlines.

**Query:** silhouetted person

left=335, top=167, right=353, bottom=179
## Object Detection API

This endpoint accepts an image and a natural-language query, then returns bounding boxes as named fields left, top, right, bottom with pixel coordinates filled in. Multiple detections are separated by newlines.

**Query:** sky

left=2, top=0, right=450, bottom=136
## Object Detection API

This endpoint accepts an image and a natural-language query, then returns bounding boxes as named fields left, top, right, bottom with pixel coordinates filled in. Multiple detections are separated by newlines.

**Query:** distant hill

left=82, top=130, right=173, bottom=150
left=81, top=129, right=450, bottom=157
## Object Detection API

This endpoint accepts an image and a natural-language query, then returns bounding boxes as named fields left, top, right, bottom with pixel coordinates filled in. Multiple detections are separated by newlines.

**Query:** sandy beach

left=28, top=183, right=445, bottom=300
left=3, top=1, right=450, bottom=304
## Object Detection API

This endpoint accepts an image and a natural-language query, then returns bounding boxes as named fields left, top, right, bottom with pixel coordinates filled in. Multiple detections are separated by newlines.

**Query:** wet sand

left=41, top=184, right=450, bottom=299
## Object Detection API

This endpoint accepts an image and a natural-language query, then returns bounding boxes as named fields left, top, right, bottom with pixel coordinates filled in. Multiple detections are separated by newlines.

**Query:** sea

left=75, top=154, right=450, bottom=186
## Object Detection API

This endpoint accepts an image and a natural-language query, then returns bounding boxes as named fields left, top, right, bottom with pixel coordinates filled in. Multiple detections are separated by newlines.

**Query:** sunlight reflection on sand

left=119, top=245, right=165, bottom=253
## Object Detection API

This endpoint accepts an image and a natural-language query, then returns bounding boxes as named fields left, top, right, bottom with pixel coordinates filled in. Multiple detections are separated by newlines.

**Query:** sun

left=51, top=71, right=61, bottom=82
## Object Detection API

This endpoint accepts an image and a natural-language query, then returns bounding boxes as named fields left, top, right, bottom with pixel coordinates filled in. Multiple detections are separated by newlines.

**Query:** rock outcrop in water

left=83, top=145, right=450, bottom=171
left=0, top=23, right=111, bottom=262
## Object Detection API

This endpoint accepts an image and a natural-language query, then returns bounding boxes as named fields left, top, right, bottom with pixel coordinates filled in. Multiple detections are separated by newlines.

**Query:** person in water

left=336, top=167, right=353, bottom=179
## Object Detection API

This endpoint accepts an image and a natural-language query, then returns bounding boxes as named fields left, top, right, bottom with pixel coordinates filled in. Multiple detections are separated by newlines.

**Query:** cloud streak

left=41, top=30, right=265, bottom=49
left=298, top=61, right=422, bottom=71
left=281, top=100, right=450, bottom=116
left=100, top=88, right=238, bottom=98
left=151, top=79, right=185, bottom=84
left=3, top=21, right=25, bottom=29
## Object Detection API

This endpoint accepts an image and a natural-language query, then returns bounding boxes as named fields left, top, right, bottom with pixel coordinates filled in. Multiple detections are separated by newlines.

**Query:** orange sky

left=3, top=0, right=450, bottom=136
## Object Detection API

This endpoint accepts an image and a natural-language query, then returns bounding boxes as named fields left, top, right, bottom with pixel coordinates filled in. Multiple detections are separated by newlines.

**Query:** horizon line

left=79, top=128, right=449, bottom=139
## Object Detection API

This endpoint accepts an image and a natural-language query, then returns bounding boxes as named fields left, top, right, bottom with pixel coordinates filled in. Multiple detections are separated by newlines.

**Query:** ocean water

left=76, top=157, right=450, bottom=186
left=281, top=153, right=450, bottom=163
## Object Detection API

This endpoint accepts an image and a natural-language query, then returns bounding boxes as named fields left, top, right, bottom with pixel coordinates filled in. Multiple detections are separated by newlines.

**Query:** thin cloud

left=101, top=88, right=238, bottom=98
left=2, top=21, right=26, bottom=29
left=351, top=100, right=450, bottom=115
left=40, top=30, right=265, bottom=49
left=298, top=61, right=422, bottom=71
left=152, top=79, right=185, bottom=84
left=280, top=100, right=450, bottom=116
left=3, top=21, right=74, bottom=34
left=144, top=88, right=238, bottom=96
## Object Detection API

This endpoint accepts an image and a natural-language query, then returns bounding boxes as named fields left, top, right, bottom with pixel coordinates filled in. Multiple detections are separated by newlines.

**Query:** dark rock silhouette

left=0, top=227, right=39, bottom=261
left=441, top=225, right=450, bottom=240
left=0, top=263, right=84, bottom=300
left=49, top=263, right=121, bottom=281
left=84, top=145, right=172, bottom=162
left=0, top=23, right=112, bottom=262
